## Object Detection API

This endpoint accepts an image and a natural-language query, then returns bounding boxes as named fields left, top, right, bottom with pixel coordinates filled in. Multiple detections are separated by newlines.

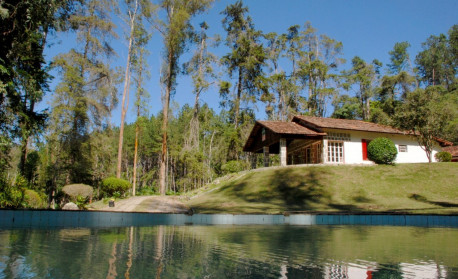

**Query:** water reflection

left=0, top=225, right=456, bottom=278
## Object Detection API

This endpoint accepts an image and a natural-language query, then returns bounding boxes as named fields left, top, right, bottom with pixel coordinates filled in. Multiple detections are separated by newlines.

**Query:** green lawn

left=186, top=163, right=458, bottom=214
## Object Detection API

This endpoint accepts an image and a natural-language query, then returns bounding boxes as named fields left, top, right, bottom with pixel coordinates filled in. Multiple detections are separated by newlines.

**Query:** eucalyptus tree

left=131, top=24, right=151, bottom=196
left=116, top=0, right=154, bottom=179
left=282, top=25, right=303, bottom=118
left=263, top=31, right=300, bottom=121
left=378, top=42, right=416, bottom=117
left=342, top=57, right=381, bottom=121
left=220, top=0, right=266, bottom=160
left=156, top=0, right=213, bottom=195
left=296, top=22, right=344, bottom=117
left=49, top=0, right=118, bottom=186
left=183, top=22, right=219, bottom=150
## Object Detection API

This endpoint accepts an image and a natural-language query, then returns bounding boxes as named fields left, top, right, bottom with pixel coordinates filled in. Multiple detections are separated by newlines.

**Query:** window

left=327, top=141, right=344, bottom=163
left=399, top=145, right=407, bottom=152
left=325, top=132, right=351, bottom=141
left=262, top=128, right=266, bottom=141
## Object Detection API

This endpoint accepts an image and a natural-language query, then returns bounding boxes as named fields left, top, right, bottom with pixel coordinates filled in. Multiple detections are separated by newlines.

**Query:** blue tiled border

left=0, top=210, right=456, bottom=228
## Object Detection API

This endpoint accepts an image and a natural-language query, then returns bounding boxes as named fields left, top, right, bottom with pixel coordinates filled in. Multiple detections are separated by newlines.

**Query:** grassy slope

left=186, top=163, right=458, bottom=214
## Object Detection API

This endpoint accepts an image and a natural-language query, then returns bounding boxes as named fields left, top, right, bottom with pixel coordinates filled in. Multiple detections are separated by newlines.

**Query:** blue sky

left=42, top=0, right=458, bottom=125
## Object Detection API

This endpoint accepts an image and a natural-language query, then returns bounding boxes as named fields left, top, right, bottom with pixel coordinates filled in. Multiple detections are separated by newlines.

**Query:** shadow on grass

left=327, top=203, right=362, bottom=211
left=192, top=168, right=340, bottom=213
left=409, top=194, right=458, bottom=208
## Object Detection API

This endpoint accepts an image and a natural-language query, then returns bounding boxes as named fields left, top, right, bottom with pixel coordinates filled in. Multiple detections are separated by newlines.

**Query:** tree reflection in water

left=0, top=225, right=456, bottom=278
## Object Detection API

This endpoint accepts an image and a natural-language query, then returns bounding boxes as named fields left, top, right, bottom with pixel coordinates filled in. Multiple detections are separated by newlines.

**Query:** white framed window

left=399, top=145, right=407, bottom=152
left=327, top=141, right=344, bottom=163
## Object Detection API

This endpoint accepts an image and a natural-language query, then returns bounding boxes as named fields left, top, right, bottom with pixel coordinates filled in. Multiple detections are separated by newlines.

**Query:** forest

left=1, top=0, right=457, bottom=208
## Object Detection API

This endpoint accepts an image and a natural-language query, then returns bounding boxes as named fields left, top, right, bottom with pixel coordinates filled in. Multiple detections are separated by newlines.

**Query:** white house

left=243, top=116, right=451, bottom=167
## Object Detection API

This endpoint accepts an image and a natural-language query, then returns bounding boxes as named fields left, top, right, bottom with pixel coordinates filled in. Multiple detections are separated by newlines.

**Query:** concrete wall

left=323, top=129, right=442, bottom=164
left=1, top=210, right=457, bottom=228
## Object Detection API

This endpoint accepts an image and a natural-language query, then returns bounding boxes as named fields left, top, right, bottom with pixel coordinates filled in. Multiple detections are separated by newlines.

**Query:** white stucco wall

left=323, top=129, right=442, bottom=164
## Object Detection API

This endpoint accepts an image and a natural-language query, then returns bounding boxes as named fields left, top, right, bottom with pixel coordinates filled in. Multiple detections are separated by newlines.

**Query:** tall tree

left=116, top=0, right=154, bottom=178
left=0, top=0, right=75, bottom=178
left=183, top=22, right=218, bottom=150
left=342, top=57, right=381, bottom=120
left=131, top=22, right=151, bottom=196
left=263, top=31, right=300, bottom=121
left=156, top=0, right=213, bottom=195
left=415, top=25, right=457, bottom=89
left=220, top=0, right=266, bottom=160
left=387, top=41, right=411, bottom=74
left=49, top=0, right=118, bottom=186
left=395, top=86, right=455, bottom=162
left=296, top=22, right=344, bottom=117
left=378, top=42, right=416, bottom=118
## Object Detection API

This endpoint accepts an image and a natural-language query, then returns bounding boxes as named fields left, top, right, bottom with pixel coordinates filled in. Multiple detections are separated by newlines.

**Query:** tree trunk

left=116, top=5, right=137, bottom=178
left=19, top=134, right=29, bottom=176
left=132, top=123, right=139, bottom=196
left=160, top=50, right=174, bottom=195
left=234, top=67, right=242, bottom=129
left=227, top=67, right=243, bottom=161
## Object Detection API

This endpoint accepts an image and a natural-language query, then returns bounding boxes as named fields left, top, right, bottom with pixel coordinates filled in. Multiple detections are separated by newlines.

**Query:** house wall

left=323, top=129, right=442, bottom=164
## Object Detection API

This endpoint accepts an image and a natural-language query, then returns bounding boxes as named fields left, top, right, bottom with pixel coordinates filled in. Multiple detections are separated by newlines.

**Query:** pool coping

left=0, top=209, right=457, bottom=228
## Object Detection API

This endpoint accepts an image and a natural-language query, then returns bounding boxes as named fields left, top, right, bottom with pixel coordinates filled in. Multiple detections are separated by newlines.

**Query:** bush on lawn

left=221, top=160, right=249, bottom=175
left=100, top=177, right=131, bottom=197
left=62, top=184, right=94, bottom=201
left=367, top=137, right=398, bottom=164
left=24, top=189, right=47, bottom=209
left=435, top=151, right=452, bottom=162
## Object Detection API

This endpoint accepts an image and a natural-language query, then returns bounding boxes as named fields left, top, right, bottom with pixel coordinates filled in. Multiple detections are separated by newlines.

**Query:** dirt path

left=89, top=196, right=190, bottom=213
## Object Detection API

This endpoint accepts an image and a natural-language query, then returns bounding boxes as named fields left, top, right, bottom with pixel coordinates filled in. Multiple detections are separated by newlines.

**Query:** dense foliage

left=435, top=151, right=452, bottom=162
left=24, top=189, right=47, bottom=209
left=367, top=138, right=398, bottom=165
left=0, top=0, right=456, bottom=208
left=101, top=177, right=131, bottom=197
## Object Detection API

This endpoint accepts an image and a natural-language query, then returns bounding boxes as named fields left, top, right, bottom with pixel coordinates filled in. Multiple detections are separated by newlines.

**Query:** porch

left=243, top=121, right=327, bottom=167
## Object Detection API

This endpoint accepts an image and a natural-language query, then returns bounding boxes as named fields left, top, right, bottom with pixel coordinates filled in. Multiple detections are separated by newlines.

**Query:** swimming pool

left=0, top=225, right=457, bottom=278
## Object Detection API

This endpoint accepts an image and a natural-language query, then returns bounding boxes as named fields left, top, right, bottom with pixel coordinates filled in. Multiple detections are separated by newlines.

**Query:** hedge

left=100, top=177, right=131, bottom=197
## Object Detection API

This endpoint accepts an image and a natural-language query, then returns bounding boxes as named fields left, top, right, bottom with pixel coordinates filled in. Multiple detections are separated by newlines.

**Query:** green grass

left=186, top=163, right=458, bottom=214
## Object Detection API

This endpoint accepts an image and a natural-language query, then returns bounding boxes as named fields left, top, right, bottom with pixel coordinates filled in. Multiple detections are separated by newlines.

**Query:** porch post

left=280, top=138, right=287, bottom=167
left=263, top=146, right=270, bottom=167
left=322, top=138, right=327, bottom=164
left=250, top=152, right=257, bottom=169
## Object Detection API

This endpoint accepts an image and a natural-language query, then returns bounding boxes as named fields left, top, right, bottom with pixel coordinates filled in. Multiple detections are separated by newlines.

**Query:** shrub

left=367, top=137, right=398, bottom=164
left=75, top=195, right=89, bottom=210
left=0, top=176, right=27, bottom=208
left=221, top=160, right=249, bottom=175
left=435, top=151, right=452, bottom=162
left=62, top=184, right=94, bottom=201
left=138, top=186, right=158, bottom=196
left=100, top=177, right=131, bottom=197
left=24, top=189, right=47, bottom=209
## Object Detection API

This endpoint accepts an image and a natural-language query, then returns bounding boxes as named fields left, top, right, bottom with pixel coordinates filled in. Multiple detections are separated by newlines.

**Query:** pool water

left=0, top=225, right=457, bottom=278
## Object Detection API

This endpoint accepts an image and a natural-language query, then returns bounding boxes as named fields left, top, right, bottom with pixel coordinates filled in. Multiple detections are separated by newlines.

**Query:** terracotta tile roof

left=434, top=137, right=454, bottom=147
left=293, top=115, right=406, bottom=134
left=443, top=146, right=458, bottom=157
left=243, top=121, right=326, bottom=152
left=258, top=121, right=326, bottom=136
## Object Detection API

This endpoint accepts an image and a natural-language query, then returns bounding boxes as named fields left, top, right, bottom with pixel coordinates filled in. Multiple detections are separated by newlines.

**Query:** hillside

left=186, top=163, right=458, bottom=215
